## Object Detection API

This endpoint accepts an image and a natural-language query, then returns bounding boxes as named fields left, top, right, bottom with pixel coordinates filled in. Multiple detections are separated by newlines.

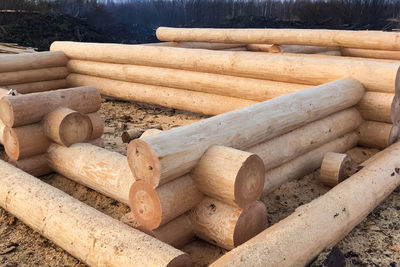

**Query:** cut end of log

left=166, top=254, right=192, bottom=267
left=129, top=180, right=162, bottom=230
left=234, top=154, right=265, bottom=207
left=319, top=152, right=357, bottom=187
left=270, top=44, right=283, bottom=53
left=59, top=112, right=93, bottom=146
left=127, top=139, right=161, bottom=187
left=233, top=201, right=268, bottom=247
left=389, top=124, right=400, bottom=146
left=0, top=97, right=14, bottom=127
left=3, top=126, right=19, bottom=160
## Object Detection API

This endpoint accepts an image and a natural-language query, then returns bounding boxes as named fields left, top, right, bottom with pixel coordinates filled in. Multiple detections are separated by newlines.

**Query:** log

left=153, top=214, right=195, bottom=248
left=67, top=74, right=256, bottom=116
left=314, top=50, right=342, bottom=56
left=129, top=175, right=203, bottom=230
left=279, top=45, right=339, bottom=54
left=46, top=143, right=135, bottom=204
left=188, top=197, right=267, bottom=250
left=0, top=51, right=68, bottom=73
left=0, top=86, right=102, bottom=127
left=121, top=212, right=195, bottom=249
left=0, top=119, right=4, bottom=145
left=87, top=112, right=104, bottom=140
left=127, top=79, right=365, bottom=187
left=1, top=79, right=67, bottom=94
left=263, top=132, right=359, bottom=196
left=341, top=47, right=400, bottom=60
left=246, top=44, right=282, bottom=53
left=87, top=138, right=105, bottom=148
left=51, top=41, right=399, bottom=93
left=52, top=41, right=400, bottom=92
left=211, top=141, right=400, bottom=267
left=175, top=42, right=245, bottom=50
left=358, top=121, right=395, bottom=149
left=3, top=124, right=51, bottom=160
left=191, top=146, right=265, bottom=208
left=0, top=67, right=69, bottom=87
left=247, top=108, right=362, bottom=170
left=319, top=152, right=358, bottom=187
left=67, top=60, right=309, bottom=102
left=41, top=107, right=93, bottom=146
left=156, top=27, right=400, bottom=51
left=141, top=128, right=163, bottom=138
left=357, top=92, right=393, bottom=123
left=8, top=154, right=52, bottom=177
left=0, top=160, right=191, bottom=267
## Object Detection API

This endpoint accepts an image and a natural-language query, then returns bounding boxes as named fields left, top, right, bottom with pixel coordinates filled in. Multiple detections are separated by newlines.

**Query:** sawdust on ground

left=0, top=98, right=399, bottom=266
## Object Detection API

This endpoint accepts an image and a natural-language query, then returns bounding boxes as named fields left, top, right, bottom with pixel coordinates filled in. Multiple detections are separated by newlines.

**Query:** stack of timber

left=0, top=52, right=69, bottom=94
left=51, top=35, right=400, bottom=150
left=125, top=79, right=365, bottom=248
left=0, top=86, right=104, bottom=176
left=0, top=159, right=191, bottom=267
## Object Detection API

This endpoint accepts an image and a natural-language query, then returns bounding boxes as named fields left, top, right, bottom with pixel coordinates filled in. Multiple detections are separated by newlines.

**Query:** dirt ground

left=0, top=98, right=399, bottom=266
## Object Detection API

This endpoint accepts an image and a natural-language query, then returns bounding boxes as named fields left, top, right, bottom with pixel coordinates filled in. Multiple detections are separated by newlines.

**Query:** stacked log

left=211, top=141, right=400, bottom=266
left=0, top=86, right=103, bottom=176
left=0, top=160, right=191, bottom=266
left=0, top=52, right=68, bottom=93
left=124, top=80, right=363, bottom=249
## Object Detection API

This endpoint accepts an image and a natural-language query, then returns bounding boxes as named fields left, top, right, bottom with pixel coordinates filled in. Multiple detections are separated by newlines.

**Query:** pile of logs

left=0, top=52, right=68, bottom=94
left=0, top=86, right=104, bottom=176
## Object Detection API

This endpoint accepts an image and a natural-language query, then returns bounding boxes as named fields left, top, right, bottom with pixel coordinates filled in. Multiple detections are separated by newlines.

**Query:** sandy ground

left=0, top=98, right=399, bottom=266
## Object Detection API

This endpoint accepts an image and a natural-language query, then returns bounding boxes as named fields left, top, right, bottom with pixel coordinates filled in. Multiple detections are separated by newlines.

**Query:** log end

left=235, top=154, right=265, bottom=208
left=233, top=201, right=268, bottom=247
left=129, top=180, right=162, bottom=230
left=127, top=139, right=161, bottom=187
left=59, top=112, right=93, bottom=146
left=166, top=254, right=192, bottom=267
left=0, top=97, right=14, bottom=128
left=389, top=124, right=400, bottom=146
left=3, top=126, right=20, bottom=161
left=319, top=152, right=356, bottom=187
left=270, top=44, right=283, bottom=53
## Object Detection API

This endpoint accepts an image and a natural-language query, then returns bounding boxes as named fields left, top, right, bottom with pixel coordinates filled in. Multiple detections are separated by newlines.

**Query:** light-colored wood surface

left=1, top=79, right=67, bottom=94
left=0, top=160, right=191, bottom=267
left=127, top=79, right=364, bottom=187
left=0, top=67, right=68, bottom=86
left=358, top=120, right=394, bottom=149
left=0, top=51, right=67, bottom=73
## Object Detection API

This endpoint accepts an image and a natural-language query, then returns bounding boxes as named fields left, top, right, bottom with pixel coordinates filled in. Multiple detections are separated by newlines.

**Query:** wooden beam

left=0, top=51, right=67, bottom=73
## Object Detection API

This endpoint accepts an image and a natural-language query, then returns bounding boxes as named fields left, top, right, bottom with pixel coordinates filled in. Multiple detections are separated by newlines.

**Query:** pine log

left=0, top=67, right=68, bottom=86
left=222, top=47, right=247, bottom=51
left=263, top=132, right=359, bottom=196
left=0, top=51, right=68, bottom=73
left=67, top=60, right=309, bottom=102
left=188, top=197, right=267, bottom=250
left=175, top=42, right=245, bottom=50
left=41, top=107, right=93, bottom=146
left=129, top=175, right=203, bottom=230
left=87, top=112, right=104, bottom=140
left=341, top=48, right=400, bottom=60
left=248, top=108, right=362, bottom=170
left=67, top=74, right=256, bottom=116
left=280, top=45, right=339, bottom=54
left=0, top=119, right=4, bottom=145
left=156, top=27, right=400, bottom=51
left=121, top=212, right=195, bottom=249
left=319, top=152, right=358, bottom=187
left=8, top=154, right=52, bottom=177
left=3, top=124, right=51, bottom=160
left=211, top=142, right=400, bottom=267
left=358, top=121, right=395, bottom=149
left=46, top=143, right=135, bottom=204
left=141, top=128, right=163, bottom=138
left=314, top=50, right=342, bottom=56
left=87, top=138, right=105, bottom=148
left=357, top=92, right=393, bottom=123
left=0, top=86, right=102, bottom=127
left=1, top=79, right=67, bottom=94
left=127, top=79, right=365, bottom=187
left=0, top=160, right=191, bottom=267
left=246, top=44, right=282, bottom=53
left=52, top=41, right=400, bottom=92
left=191, top=146, right=265, bottom=208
